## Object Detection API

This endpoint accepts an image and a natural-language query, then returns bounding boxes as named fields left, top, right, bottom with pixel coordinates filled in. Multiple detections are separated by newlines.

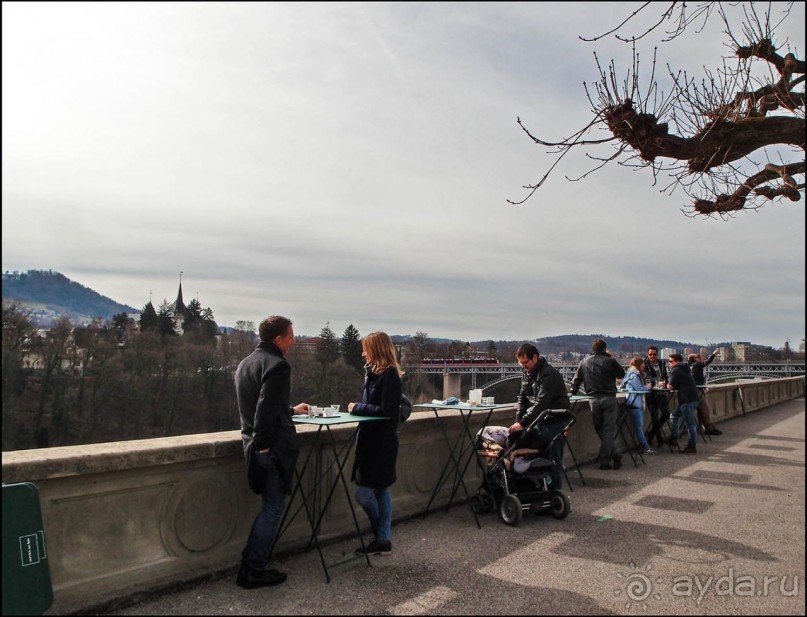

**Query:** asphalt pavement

left=103, top=397, right=805, bottom=616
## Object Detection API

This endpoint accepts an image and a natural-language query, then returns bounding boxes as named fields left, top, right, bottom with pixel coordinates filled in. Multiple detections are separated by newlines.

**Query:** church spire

left=174, top=271, right=186, bottom=315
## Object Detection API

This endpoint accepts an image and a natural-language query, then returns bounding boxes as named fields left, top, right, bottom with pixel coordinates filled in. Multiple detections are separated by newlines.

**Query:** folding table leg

left=562, top=433, right=586, bottom=487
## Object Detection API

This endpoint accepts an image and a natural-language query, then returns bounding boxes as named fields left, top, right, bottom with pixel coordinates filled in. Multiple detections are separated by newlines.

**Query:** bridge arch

left=706, top=373, right=781, bottom=384
left=479, top=375, right=521, bottom=391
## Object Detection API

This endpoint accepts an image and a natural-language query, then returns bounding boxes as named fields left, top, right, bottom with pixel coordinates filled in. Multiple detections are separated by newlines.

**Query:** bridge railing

left=412, top=361, right=805, bottom=390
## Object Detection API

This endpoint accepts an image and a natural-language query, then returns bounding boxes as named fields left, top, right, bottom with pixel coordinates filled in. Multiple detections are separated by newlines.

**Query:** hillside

left=392, top=334, right=722, bottom=356
left=2, top=269, right=138, bottom=326
left=2, top=270, right=729, bottom=351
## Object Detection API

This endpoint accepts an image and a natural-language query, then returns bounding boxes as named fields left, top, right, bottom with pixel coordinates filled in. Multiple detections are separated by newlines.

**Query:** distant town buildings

left=732, top=341, right=752, bottom=362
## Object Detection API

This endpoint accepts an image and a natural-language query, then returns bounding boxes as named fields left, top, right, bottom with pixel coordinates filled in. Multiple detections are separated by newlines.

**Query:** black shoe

left=612, top=454, right=622, bottom=470
left=680, top=444, right=697, bottom=454
left=704, top=428, right=722, bottom=435
left=236, top=563, right=287, bottom=589
left=599, top=463, right=612, bottom=470
left=355, top=539, right=392, bottom=556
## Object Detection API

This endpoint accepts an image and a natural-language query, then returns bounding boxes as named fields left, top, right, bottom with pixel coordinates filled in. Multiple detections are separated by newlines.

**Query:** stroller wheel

left=481, top=493, right=494, bottom=513
left=499, top=494, right=523, bottom=526
left=470, top=494, right=486, bottom=514
left=549, top=490, right=571, bottom=520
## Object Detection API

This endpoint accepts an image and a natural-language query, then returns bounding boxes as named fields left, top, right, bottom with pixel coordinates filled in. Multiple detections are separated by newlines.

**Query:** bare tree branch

left=512, top=1, right=805, bottom=217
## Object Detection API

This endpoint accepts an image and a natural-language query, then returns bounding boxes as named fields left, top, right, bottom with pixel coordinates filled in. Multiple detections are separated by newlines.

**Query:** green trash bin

left=2, top=482, right=54, bottom=615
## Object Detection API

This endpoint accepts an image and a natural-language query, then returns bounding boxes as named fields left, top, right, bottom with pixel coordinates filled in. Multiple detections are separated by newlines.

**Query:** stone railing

left=2, top=377, right=803, bottom=614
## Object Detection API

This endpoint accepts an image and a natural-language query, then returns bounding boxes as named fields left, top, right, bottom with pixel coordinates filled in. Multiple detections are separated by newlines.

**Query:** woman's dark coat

left=350, top=366, right=401, bottom=488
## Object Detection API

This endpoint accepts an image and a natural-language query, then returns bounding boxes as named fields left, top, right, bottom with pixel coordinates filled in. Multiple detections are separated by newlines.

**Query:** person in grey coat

left=570, top=338, right=626, bottom=470
left=235, top=315, right=310, bottom=589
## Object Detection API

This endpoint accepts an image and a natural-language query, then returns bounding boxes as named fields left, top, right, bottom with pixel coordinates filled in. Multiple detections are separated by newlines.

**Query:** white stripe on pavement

left=389, top=586, right=458, bottom=615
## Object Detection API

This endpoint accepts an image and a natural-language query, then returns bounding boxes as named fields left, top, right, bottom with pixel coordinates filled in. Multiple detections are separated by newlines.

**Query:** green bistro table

left=415, top=402, right=513, bottom=528
left=273, top=412, right=387, bottom=583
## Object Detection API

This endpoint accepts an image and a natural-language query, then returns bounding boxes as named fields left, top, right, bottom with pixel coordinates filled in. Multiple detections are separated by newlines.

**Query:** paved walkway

left=106, top=398, right=805, bottom=616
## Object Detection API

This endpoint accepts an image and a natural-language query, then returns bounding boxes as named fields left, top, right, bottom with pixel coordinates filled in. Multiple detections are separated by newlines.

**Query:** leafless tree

left=511, top=1, right=804, bottom=218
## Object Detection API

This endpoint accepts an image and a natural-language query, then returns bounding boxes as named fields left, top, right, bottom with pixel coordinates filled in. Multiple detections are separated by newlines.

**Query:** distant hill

left=390, top=333, right=727, bottom=356
left=531, top=333, right=716, bottom=355
left=1, top=270, right=734, bottom=351
left=2, top=269, right=139, bottom=326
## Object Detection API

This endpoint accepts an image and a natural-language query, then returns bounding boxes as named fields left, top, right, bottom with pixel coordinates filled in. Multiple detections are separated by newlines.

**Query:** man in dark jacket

left=571, top=338, right=626, bottom=470
left=509, top=343, right=571, bottom=491
left=235, top=315, right=310, bottom=589
left=643, top=346, right=669, bottom=448
left=688, top=351, right=722, bottom=435
left=667, top=353, right=700, bottom=454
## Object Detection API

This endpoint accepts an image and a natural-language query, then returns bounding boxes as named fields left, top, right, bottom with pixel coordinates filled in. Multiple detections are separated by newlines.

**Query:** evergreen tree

left=199, top=307, right=219, bottom=340
left=156, top=300, right=177, bottom=337
left=111, top=312, right=130, bottom=331
left=341, top=324, right=364, bottom=371
left=139, top=301, right=158, bottom=331
left=182, top=298, right=203, bottom=332
left=316, top=322, right=339, bottom=364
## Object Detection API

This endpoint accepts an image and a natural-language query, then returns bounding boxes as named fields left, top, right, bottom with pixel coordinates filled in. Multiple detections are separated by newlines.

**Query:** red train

left=419, top=357, right=501, bottom=366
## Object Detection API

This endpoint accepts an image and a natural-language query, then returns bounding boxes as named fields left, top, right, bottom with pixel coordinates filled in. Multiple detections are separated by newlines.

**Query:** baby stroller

left=471, top=408, right=575, bottom=526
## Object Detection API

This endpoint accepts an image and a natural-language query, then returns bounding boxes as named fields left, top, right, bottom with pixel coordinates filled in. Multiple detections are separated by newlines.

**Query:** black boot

left=236, top=563, right=287, bottom=589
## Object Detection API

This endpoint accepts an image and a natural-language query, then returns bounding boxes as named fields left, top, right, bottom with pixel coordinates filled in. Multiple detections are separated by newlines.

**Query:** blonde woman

left=347, top=332, right=403, bottom=555
left=621, top=356, right=654, bottom=454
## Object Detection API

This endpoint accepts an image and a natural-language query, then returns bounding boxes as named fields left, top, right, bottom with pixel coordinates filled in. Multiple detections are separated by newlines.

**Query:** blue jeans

left=627, top=406, right=651, bottom=449
left=669, top=400, right=699, bottom=448
left=590, top=395, right=619, bottom=465
left=354, top=485, right=392, bottom=542
left=242, top=451, right=287, bottom=570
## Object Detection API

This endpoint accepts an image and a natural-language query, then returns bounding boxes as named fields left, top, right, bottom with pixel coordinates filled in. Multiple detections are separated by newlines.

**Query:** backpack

left=399, top=394, right=412, bottom=425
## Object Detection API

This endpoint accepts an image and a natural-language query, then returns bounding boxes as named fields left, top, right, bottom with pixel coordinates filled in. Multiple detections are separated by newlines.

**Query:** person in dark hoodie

left=571, top=338, right=626, bottom=470
left=235, top=315, right=311, bottom=589
left=666, top=353, right=700, bottom=454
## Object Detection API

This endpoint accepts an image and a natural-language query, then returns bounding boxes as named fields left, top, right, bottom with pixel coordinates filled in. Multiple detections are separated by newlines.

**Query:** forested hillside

left=2, top=269, right=138, bottom=325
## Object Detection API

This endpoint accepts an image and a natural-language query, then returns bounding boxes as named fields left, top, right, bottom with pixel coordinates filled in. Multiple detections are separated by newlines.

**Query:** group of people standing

left=571, top=340, right=723, bottom=469
left=233, top=318, right=723, bottom=589
left=234, top=315, right=402, bottom=589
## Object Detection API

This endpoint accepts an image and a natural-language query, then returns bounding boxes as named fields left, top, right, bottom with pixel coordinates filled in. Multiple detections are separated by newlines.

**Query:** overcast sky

left=3, top=2, right=805, bottom=349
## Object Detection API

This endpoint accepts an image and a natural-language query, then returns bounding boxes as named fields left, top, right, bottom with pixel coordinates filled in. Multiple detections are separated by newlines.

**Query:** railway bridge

left=412, top=359, right=805, bottom=399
